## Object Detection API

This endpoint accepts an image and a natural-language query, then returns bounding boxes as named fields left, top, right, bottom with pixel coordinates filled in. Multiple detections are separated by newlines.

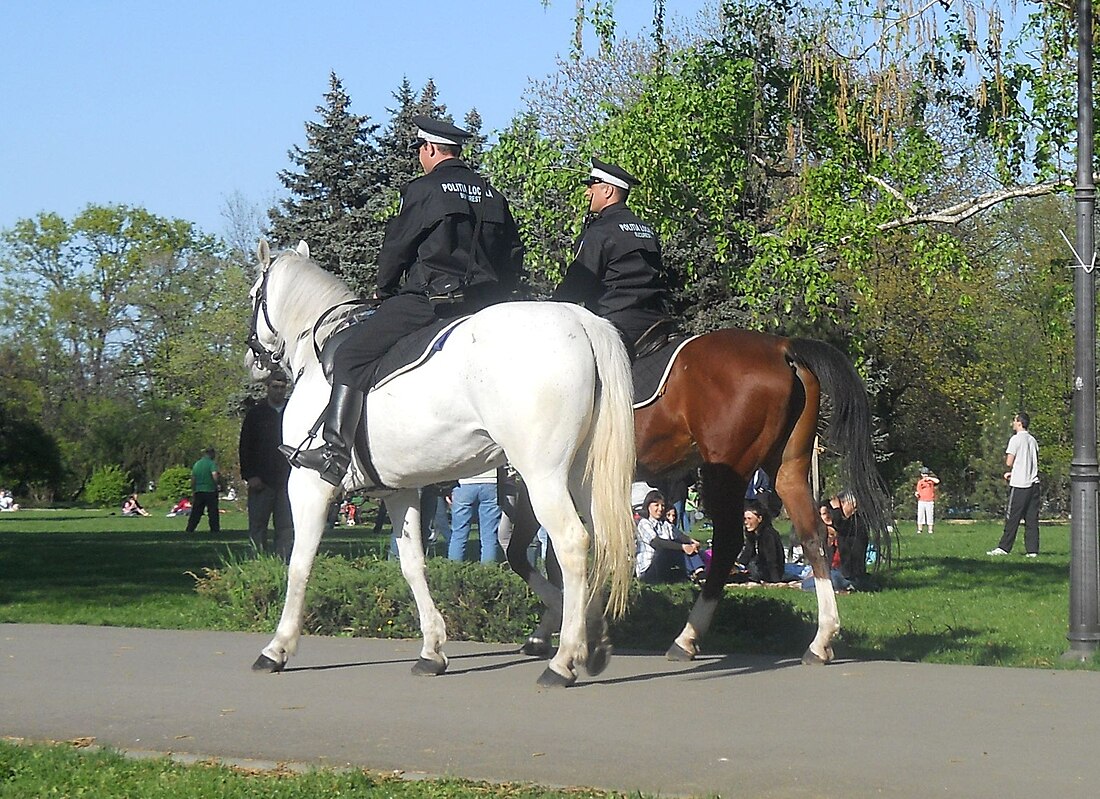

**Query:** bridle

left=247, top=260, right=286, bottom=375
left=246, top=251, right=373, bottom=380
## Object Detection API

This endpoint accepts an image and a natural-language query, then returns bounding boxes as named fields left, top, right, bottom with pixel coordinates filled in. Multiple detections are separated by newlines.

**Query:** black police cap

left=584, top=157, right=639, bottom=190
left=409, top=114, right=473, bottom=150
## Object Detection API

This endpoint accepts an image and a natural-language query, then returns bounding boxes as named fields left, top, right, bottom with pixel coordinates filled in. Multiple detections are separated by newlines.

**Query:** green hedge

left=195, top=554, right=818, bottom=653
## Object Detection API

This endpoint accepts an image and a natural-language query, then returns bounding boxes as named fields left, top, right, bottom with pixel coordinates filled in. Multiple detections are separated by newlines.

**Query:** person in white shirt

left=635, top=490, right=705, bottom=584
left=988, top=412, right=1041, bottom=557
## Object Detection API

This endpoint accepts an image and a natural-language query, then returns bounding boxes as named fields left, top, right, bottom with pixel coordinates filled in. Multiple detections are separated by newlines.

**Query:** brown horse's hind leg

left=776, top=365, right=838, bottom=665
left=669, top=464, right=745, bottom=660
left=503, top=481, right=562, bottom=658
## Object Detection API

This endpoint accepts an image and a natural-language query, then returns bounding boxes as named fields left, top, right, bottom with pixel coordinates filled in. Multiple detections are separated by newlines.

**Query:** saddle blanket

left=632, top=335, right=699, bottom=409
left=371, top=316, right=470, bottom=391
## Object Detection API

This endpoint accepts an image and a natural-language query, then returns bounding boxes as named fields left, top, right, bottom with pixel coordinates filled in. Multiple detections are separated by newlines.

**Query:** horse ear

left=257, top=239, right=271, bottom=268
left=296, top=240, right=310, bottom=259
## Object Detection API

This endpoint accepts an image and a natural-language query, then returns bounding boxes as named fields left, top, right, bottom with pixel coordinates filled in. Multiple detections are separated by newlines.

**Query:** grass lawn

left=0, top=739, right=638, bottom=799
left=0, top=505, right=393, bottom=628
left=2, top=509, right=1097, bottom=670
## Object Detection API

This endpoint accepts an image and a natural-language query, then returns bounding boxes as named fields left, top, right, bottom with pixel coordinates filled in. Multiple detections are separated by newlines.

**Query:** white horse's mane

left=269, top=249, right=358, bottom=346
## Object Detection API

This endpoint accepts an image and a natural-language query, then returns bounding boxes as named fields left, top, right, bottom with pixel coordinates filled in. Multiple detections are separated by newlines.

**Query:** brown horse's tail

left=787, top=338, right=896, bottom=566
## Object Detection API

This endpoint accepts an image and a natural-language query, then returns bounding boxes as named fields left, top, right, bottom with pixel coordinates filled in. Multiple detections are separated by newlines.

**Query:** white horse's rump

left=248, top=241, right=636, bottom=685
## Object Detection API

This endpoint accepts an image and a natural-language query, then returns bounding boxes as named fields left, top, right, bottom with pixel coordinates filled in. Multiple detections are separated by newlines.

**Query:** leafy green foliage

left=196, top=554, right=542, bottom=643
left=0, top=203, right=242, bottom=500
left=84, top=465, right=130, bottom=508
left=155, top=465, right=192, bottom=502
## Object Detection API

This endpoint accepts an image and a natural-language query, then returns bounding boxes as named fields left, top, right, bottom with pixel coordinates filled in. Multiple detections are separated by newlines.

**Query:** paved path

left=2, top=623, right=1099, bottom=798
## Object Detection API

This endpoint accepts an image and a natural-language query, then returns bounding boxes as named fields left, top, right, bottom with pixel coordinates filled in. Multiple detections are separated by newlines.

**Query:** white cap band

left=590, top=166, right=630, bottom=190
left=417, top=128, right=461, bottom=146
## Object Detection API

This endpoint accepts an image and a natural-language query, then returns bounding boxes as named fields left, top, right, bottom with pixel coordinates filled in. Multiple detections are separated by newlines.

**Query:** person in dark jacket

left=735, top=502, right=788, bottom=583
left=284, top=115, right=525, bottom=485
left=553, top=157, right=672, bottom=357
left=240, top=374, right=293, bottom=559
left=831, top=491, right=872, bottom=589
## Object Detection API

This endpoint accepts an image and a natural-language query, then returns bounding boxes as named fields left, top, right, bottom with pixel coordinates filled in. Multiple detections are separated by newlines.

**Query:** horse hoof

left=537, top=667, right=576, bottom=688
left=665, top=642, right=695, bottom=662
left=521, top=637, right=552, bottom=659
left=585, top=642, right=613, bottom=676
left=801, top=647, right=830, bottom=665
left=251, top=653, right=285, bottom=673
left=411, top=657, right=447, bottom=676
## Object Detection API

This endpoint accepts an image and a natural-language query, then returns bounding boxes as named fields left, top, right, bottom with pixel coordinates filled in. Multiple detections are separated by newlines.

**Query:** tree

left=0, top=204, right=244, bottom=497
left=268, top=72, right=386, bottom=295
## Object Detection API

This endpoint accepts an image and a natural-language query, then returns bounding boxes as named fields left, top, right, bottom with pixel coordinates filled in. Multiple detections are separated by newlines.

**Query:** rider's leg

left=281, top=382, right=363, bottom=486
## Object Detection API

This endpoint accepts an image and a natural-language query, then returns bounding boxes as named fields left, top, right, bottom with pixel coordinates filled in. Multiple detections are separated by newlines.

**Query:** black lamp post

left=1065, top=0, right=1100, bottom=661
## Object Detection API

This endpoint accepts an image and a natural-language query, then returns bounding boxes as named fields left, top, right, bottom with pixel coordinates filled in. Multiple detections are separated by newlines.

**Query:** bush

left=83, top=465, right=130, bottom=508
left=194, top=552, right=818, bottom=656
left=194, top=554, right=542, bottom=642
left=155, top=466, right=192, bottom=502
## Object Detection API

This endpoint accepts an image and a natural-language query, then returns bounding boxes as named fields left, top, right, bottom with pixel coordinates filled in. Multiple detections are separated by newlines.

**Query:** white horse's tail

left=570, top=308, right=637, bottom=619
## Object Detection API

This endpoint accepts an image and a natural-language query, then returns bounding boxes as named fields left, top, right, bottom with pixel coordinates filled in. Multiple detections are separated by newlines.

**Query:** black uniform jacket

left=554, top=202, right=668, bottom=317
left=376, top=158, right=524, bottom=302
left=239, top=401, right=290, bottom=488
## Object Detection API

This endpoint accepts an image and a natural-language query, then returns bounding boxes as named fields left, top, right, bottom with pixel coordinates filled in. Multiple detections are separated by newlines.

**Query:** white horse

left=247, top=241, right=636, bottom=687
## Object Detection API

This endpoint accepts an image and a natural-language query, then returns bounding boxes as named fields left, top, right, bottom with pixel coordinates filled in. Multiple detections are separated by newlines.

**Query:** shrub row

left=194, top=554, right=818, bottom=654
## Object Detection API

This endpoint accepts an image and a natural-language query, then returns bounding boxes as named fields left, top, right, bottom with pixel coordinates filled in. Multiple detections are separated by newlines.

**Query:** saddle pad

left=370, top=315, right=471, bottom=392
left=632, top=335, right=699, bottom=409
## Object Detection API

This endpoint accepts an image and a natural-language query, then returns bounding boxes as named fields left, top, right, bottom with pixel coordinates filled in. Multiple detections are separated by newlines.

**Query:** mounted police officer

left=553, top=157, right=672, bottom=358
left=283, top=115, right=525, bottom=486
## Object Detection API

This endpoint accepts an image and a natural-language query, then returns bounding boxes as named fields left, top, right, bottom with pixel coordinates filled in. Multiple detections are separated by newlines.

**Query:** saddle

left=320, top=313, right=470, bottom=390
left=310, top=312, right=471, bottom=492
left=632, top=326, right=698, bottom=409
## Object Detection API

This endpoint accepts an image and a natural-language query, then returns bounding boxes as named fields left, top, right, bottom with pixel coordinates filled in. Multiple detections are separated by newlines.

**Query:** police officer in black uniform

left=285, top=115, right=525, bottom=485
left=553, top=158, right=671, bottom=357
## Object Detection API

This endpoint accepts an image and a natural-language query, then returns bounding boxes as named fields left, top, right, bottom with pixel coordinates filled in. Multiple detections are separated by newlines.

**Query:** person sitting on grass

left=166, top=497, right=192, bottom=517
left=733, top=502, right=803, bottom=584
left=122, top=493, right=151, bottom=517
left=0, top=488, right=19, bottom=512
left=635, top=489, right=706, bottom=585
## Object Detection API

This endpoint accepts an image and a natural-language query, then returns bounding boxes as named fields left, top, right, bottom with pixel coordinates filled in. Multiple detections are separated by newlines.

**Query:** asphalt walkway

left=2, top=623, right=1099, bottom=798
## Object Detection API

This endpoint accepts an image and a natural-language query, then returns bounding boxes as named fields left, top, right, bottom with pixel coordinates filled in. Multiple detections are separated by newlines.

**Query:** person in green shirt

left=186, top=447, right=221, bottom=534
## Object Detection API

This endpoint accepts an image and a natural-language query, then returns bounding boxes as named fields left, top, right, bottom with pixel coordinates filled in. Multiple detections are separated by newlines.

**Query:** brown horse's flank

left=507, top=327, right=892, bottom=666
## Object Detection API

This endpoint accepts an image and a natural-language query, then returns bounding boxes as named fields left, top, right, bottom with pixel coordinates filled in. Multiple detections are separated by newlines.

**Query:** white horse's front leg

left=390, top=491, right=449, bottom=676
left=254, top=474, right=333, bottom=672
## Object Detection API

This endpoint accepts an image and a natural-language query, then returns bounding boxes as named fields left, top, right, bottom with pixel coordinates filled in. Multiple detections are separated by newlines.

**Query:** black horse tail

left=787, top=338, right=896, bottom=567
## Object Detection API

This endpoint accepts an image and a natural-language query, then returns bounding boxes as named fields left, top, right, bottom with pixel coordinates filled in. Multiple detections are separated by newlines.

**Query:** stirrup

left=285, top=444, right=348, bottom=486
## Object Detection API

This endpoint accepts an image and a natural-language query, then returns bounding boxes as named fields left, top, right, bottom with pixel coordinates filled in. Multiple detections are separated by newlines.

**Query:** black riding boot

left=280, top=383, right=363, bottom=486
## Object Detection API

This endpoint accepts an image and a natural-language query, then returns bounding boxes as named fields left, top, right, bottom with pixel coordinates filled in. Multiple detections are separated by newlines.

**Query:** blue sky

left=0, top=1, right=708, bottom=241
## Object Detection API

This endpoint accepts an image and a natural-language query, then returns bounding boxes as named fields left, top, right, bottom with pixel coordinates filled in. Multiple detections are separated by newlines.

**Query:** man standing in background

left=988, top=412, right=1041, bottom=557
left=914, top=467, right=940, bottom=534
left=240, top=375, right=293, bottom=560
left=185, top=447, right=221, bottom=535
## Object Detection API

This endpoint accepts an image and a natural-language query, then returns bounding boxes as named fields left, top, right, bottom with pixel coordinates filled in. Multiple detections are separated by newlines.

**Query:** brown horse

left=504, top=328, right=892, bottom=668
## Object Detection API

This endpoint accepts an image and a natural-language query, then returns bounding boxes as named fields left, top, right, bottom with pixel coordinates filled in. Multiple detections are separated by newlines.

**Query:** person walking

left=988, top=412, right=1041, bottom=557
left=185, top=447, right=221, bottom=534
left=240, top=374, right=293, bottom=560
left=914, top=467, right=940, bottom=534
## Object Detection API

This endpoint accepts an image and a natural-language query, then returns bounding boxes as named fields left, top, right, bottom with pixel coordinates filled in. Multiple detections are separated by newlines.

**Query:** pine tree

left=375, top=78, right=452, bottom=216
left=268, top=72, right=385, bottom=294
left=463, top=109, right=484, bottom=170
